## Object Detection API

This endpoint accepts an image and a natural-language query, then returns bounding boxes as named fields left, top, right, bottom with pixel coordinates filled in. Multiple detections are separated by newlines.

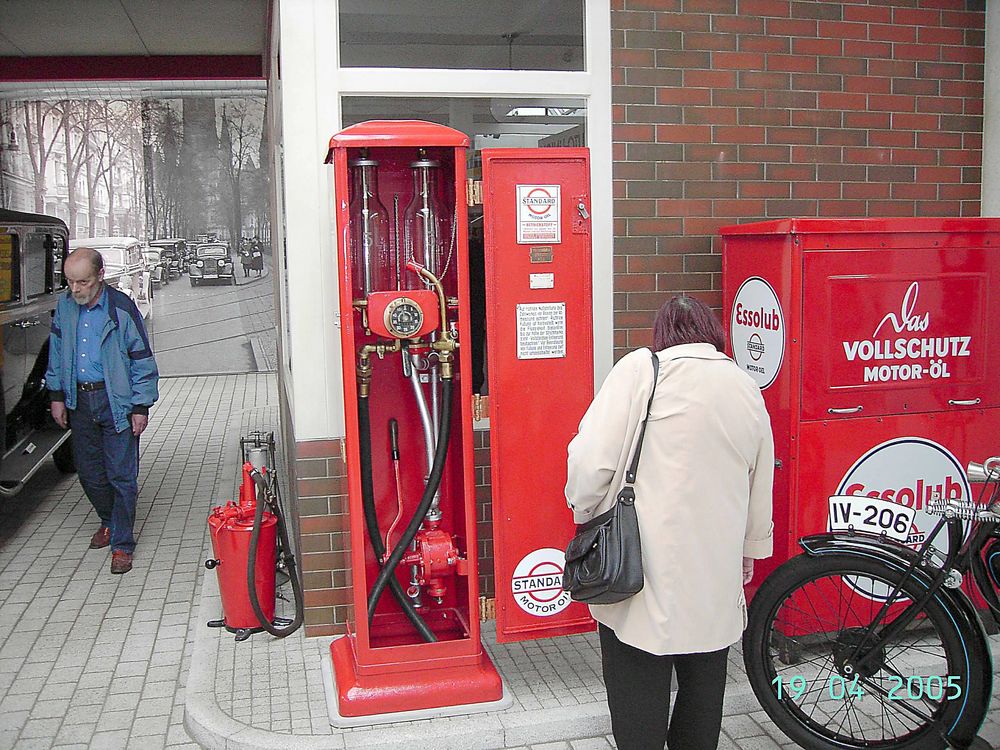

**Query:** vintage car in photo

left=142, top=247, right=170, bottom=289
left=148, top=238, right=187, bottom=279
left=189, top=243, right=237, bottom=286
left=0, top=209, right=76, bottom=496
left=73, top=237, right=153, bottom=318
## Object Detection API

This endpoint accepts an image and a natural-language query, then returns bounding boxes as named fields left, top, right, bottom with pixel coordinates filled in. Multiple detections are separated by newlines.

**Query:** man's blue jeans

left=69, top=388, right=139, bottom=554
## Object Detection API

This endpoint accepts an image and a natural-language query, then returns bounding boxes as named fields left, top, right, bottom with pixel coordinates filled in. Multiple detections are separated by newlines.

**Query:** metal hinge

left=479, top=596, right=496, bottom=621
left=467, top=179, right=483, bottom=206
left=473, top=394, right=489, bottom=422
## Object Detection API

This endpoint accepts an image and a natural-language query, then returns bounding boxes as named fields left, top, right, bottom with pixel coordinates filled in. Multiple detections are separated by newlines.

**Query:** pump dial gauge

left=383, top=297, right=425, bottom=338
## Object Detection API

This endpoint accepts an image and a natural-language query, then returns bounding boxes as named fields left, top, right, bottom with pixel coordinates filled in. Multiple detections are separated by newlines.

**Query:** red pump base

left=330, top=629, right=503, bottom=718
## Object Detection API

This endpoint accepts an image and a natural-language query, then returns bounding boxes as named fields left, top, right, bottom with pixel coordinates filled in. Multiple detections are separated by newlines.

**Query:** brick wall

left=612, top=0, right=986, bottom=359
left=295, top=439, right=352, bottom=637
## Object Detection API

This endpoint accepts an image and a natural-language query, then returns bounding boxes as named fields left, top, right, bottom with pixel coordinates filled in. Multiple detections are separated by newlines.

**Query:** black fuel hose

left=358, top=395, right=437, bottom=642
left=367, top=377, right=453, bottom=624
left=247, top=470, right=304, bottom=637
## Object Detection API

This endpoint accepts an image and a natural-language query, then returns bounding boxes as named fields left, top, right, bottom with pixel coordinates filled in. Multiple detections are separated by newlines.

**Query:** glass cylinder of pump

left=402, top=156, right=446, bottom=290
left=348, top=155, right=393, bottom=297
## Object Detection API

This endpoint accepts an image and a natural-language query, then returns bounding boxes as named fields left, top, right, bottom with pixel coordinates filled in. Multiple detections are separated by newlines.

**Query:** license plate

left=827, top=495, right=916, bottom=542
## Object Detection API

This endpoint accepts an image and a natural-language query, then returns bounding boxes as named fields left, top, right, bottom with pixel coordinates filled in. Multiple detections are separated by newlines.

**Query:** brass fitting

left=357, top=340, right=402, bottom=397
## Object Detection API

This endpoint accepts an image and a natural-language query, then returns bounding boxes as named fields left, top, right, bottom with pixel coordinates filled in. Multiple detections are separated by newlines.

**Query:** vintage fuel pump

left=326, top=121, right=597, bottom=720
left=326, top=121, right=503, bottom=719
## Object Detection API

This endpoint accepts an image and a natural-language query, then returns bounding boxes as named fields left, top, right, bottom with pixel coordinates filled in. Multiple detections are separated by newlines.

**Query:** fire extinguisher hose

left=358, top=396, right=437, bottom=642
left=247, top=470, right=304, bottom=637
left=367, top=378, right=454, bottom=624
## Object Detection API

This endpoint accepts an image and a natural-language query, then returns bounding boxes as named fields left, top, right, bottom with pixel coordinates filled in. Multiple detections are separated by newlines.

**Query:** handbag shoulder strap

left=622, top=351, right=660, bottom=488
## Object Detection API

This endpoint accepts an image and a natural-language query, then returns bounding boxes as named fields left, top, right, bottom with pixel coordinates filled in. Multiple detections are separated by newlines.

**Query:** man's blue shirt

left=76, top=286, right=109, bottom=383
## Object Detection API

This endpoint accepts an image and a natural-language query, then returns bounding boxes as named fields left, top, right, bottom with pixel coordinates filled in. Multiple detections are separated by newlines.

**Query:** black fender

left=797, top=532, right=994, bottom=743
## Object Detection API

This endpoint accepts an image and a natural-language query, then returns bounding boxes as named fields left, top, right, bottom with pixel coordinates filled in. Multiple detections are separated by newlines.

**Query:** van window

left=24, top=232, right=51, bottom=298
left=51, top=234, right=66, bottom=289
left=0, top=231, right=21, bottom=304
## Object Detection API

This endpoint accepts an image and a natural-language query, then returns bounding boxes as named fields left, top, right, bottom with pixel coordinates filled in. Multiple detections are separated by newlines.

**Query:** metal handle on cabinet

left=828, top=406, right=863, bottom=415
left=13, top=320, right=39, bottom=328
left=948, top=398, right=981, bottom=406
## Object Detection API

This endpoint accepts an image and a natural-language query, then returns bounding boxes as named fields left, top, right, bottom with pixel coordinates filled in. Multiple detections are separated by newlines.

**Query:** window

left=0, top=232, right=21, bottom=304
left=338, top=0, right=584, bottom=71
left=24, top=232, right=51, bottom=298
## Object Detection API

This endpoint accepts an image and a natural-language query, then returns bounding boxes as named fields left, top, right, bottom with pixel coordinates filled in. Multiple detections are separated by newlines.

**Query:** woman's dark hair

left=652, top=295, right=725, bottom=352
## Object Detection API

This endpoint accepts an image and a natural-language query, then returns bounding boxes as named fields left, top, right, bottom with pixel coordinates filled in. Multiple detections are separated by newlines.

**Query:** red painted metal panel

left=482, top=148, right=595, bottom=643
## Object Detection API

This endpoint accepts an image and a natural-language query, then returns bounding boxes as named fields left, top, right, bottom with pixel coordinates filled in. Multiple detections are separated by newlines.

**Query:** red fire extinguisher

left=206, top=461, right=303, bottom=641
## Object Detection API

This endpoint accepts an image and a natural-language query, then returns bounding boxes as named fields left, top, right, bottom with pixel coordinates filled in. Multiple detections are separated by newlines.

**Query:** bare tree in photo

left=20, top=101, right=61, bottom=214
left=218, top=99, right=262, bottom=244
left=59, top=101, right=92, bottom=238
left=90, top=101, right=140, bottom=235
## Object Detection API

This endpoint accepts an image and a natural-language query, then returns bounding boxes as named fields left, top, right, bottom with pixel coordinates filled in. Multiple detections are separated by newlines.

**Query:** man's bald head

left=64, top=248, right=105, bottom=307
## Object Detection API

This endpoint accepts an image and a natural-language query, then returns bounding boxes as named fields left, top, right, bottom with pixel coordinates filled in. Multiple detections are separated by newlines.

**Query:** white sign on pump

left=517, top=185, right=561, bottom=244
left=730, top=276, right=785, bottom=390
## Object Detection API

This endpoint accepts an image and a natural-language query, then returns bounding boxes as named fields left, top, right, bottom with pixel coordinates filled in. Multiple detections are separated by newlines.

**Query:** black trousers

left=599, top=624, right=729, bottom=750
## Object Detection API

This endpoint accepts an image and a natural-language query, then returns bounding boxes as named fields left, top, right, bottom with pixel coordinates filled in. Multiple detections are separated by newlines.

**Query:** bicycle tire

left=743, top=552, right=989, bottom=749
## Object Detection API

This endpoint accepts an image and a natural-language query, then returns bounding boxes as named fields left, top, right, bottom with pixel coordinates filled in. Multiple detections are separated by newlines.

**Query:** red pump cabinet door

left=482, top=148, right=595, bottom=643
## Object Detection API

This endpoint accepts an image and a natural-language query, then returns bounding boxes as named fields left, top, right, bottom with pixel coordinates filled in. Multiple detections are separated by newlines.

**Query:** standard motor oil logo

left=511, top=548, right=572, bottom=617
left=834, top=437, right=970, bottom=600
left=730, top=276, right=784, bottom=389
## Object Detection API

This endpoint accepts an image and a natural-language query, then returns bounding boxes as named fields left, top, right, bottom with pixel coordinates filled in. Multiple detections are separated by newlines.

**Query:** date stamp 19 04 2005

left=772, top=674, right=962, bottom=702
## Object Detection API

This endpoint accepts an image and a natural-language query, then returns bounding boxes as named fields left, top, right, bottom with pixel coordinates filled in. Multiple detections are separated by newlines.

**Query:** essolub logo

left=730, top=277, right=784, bottom=389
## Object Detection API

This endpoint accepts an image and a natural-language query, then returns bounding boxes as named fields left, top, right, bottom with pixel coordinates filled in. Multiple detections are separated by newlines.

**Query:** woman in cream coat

left=566, top=296, right=774, bottom=750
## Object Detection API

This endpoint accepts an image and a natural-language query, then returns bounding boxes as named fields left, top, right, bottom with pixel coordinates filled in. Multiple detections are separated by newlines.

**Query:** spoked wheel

left=743, top=553, right=990, bottom=750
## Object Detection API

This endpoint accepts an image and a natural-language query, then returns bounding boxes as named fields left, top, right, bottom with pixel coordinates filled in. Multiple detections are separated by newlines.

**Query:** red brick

left=656, top=50, right=712, bottom=68
left=842, top=75, right=891, bottom=95
left=626, top=142, right=684, bottom=161
left=817, top=129, right=866, bottom=147
left=767, top=127, right=817, bottom=145
left=869, top=165, right=917, bottom=182
left=628, top=68, right=684, bottom=87
left=916, top=131, right=962, bottom=149
left=300, top=515, right=348, bottom=534
left=890, top=149, right=938, bottom=166
left=628, top=218, right=685, bottom=236
left=684, top=69, right=738, bottom=88
left=917, top=96, right=965, bottom=115
left=738, top=35, right=790, bottom=54
left=842, top=182, right=890, bottom=200
left=627, top=0, right=682, bottom=10
left=611, top=10, right=655, bottom=30
left=613, top=161, right=656, bottom=180
left=740, top=0, right=790, bottom=17
left=684, top=31, right=737, bottom=51
left=300, top=534, right=333, bottom=553
left=893, top=78, right=939, bottom=97
left=767, top=163, right=815, bottom=181
left=817, top=200, right=867, bottom=217
left=614, top=198, right=657, bottom=217
left=916, top=62, right=963, bottom=80
left=793, top=182, right=840, bottom=199
left=684, top=181, right=737, bottom=199
left=737, top=108, right=788, bottom=126
left=843, top=111, right=890, bottom=129
left=714, top=52, right=766, bottom=70
left=941, top=149, right=981, bottom=167
left=843, top=5, right=890, bottom=23
left=684, top=216, right=744, bottom=235
left=655, top=11, right=710, bottom=32
left=868, top=94, right=917, bottom=113
left=895, top=44, right=946, bottom=62
left=891, top=112, right=940, bottom=130
left=714, top=125, right=766, bottom=144
left=713, top=162, right=764, bottom=180
left=296, top=439, right=340, bottom=459
left=655, top=273, right=714, bottom=292
left=940, top=114, right=983, bottom=133
left=740, top=182, right=790, bottom=199
left=765, top=90, right=817, bottom=109
left=710, top=200, right=767, bottom=218
left=655, top=198, right=713, bottom=217
left=767, top=55, right=816, bottom=74
left=303, top=588, right=352, bottom=608
left=917, top=200, right=963, bottom=215
left=941, top=46, right=984, bottom=66
left=818, top=164, right=865, bottom=181
left=616, top=273, right=657, bottom=292
left=685, top=143, right=738, bottom=161
left=710, top=15, right=764, bottom=34
left=739, top=71, right=791, bottom=89
left=939, top=184, right=982, bottom=200
left=679, top=0, right=736, bottom=12
left=792, top=110, right=838, bottom=128
left=939, top=10, right=984, bottom=30
left=918, top=26, right=965, bottom=46
left=868, top=59, right=916, bottom=78
left=656, top=87, right=711, bottom=105
left=892, top=8, right=941, bottom=27
left=655, top=124, right=712, bottom=143
left=865, top=201, right=915, bottom=217
left=297, top=477, right=343, bottom=497
left=627, top=29, right=683, bottom=50
left=845, top=146, right=890, bottom=165
left=869, top=24, right=917, bottom=43
left=792, top=38, right=841, bottom=56
left=614, top=48, right=656, bottom=67
left=891, top=183, right=937, bottom=200
left=628, top=180, right=685, bottom=197
left=683, top=254, right=722, bottom=273
left=817, top=21, right=867, bottom=40
left=817, top=92, right=866, bottom=111
left=627, top=255, right=685, bottom=274
left=764, top=199, right=817, bottom=216
left=713, top=89, right=766, bottom=108
left=614, top=123, right=656, bottom=141
left=614, top=86, right=656, bottom=104
left=626, top=104, right=683, bottom=123
left=915, top=166, right=962, bottom=184
left=764, top=18, right=816, bottom=36
left=741, top=144, right=792, bottom=162
left=790, top=1, right=841, bottom=21
left=790, top=74, right=843, bottom=92
left=657, top=161, right=711, bottom=180
left=870, top=130, right=915, bottom=148
left=819, top=57, right=867, bottom=76
left=790, top=145, right=842, bottom=163
left=685, top=106, right=739, bottom=125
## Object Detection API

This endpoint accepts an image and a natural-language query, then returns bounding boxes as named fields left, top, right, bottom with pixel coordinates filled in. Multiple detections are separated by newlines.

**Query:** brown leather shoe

left=110, top=550, right=133, bottom=574
left=89, top=527, right=111, bottom=549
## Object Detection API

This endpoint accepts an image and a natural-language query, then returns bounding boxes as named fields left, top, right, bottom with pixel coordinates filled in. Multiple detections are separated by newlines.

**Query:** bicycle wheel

left=743, top=552, right=989, bottom=750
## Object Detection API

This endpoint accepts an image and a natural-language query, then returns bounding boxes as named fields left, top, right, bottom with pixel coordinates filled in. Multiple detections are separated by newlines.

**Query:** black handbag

left=563, top=352, right=660, bottom=605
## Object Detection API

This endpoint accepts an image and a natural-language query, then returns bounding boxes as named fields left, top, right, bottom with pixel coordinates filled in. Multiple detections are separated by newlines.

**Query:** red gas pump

left=326, top=121, right=503, bottom=718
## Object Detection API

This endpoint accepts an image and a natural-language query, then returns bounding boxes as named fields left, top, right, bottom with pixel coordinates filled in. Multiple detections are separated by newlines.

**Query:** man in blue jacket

left=46, top=247, right=159, bottom=574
